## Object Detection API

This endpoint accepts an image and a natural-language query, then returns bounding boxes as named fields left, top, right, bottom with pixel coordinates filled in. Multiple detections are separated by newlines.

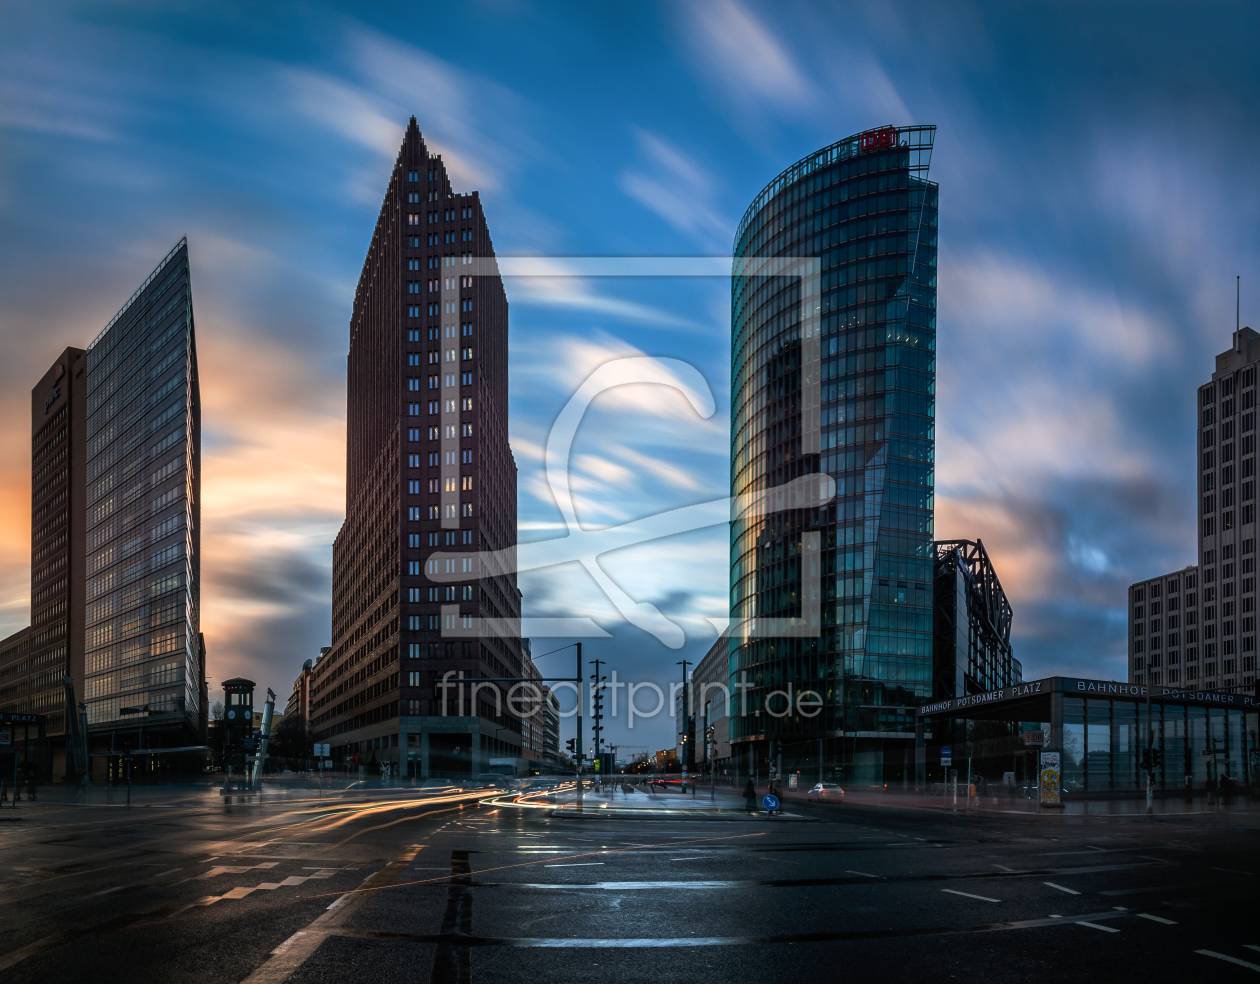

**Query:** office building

left=0, top=349, right=91, bottom=779
left=729, top=124, right=938, bottom=783
left=1129, top=567, right=1200, bottom=688
left=932, top=539, right=1019, bottom=697
left=81, top=239, right=205, bottom=773
left=1129, top=326, right=1260, bottom=695
left=311, top=117, right=525, bottom=779
left=284, top=649, right=324, bottom=734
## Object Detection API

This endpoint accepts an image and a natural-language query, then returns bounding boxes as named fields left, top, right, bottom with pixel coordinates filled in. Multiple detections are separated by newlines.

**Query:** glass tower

left=82, top=239, right=203, bottom=749
left=730, top=125, right=937, bottom=782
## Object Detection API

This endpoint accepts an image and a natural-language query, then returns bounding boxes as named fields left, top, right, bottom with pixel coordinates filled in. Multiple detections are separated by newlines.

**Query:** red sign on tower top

left=860, top=126, right=897, bottom=152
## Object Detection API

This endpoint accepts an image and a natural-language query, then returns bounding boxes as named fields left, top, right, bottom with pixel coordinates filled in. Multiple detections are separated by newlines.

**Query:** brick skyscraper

left=312, top=118, right=524, bottom=778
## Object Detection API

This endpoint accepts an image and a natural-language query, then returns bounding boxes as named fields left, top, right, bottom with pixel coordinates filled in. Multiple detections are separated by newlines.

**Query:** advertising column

left=1039, top=750, right=1062, bottom=807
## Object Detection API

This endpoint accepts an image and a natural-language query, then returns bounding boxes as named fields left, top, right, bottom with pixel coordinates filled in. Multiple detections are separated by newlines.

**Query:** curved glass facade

left=729, top=125, right=937, bottom=780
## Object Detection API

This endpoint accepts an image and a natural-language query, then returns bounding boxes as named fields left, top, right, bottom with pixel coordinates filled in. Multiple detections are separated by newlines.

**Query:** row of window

left=401, top=451, right=474, bottom=469
left=405, top=373, right=474, bottom=399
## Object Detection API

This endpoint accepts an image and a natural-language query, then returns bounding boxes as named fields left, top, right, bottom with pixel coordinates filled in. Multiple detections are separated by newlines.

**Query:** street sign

left=1023, top=731, right=1045, bottom=746
left=762, top=794, right=780, bottom=812
left=0, top=731, right=10, bottom=745
left=788, top=773, right=799, bottom=789
left=941, top=743, right=952, bottom=766
left=314, top=743, right=330, bottom=757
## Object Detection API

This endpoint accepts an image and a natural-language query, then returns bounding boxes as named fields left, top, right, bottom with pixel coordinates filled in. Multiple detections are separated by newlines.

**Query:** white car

left=806, top=782, right=845, bottom=803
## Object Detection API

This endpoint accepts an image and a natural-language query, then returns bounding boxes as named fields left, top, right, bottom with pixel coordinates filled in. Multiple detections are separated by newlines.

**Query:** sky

left=1, top=1, right=1258, bottom=753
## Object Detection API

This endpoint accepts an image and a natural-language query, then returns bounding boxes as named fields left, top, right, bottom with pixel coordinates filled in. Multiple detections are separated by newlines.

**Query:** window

left=461, top=475, right=473, bottom=491
left=408, top=259, right=419, bottom=271
left=408, top=615, right=420, bottom=630
left=461, top=397, right=473, bottom=411
left=407, top=587, right=420, bottom=602
left=408, top=403, right=420, bottom=416
left=461, top=371, right=473, bottom=386
left=462, top=502, right=474, bottom=517
left=408, top=671, right=421, bottom=686
left=408, top=329, right=420, bottom=341
left=407, top=480, right=420, bottom=494
left=408, top=170, right=418, bottom=182
left=409, top=428, right=420, bottom=442
left=462, top=347, right=473, bottom=360
left=428, top=427, right=439, bottom=440
left=407, top=560, right=421, bottom=575
left=429, top=401, right=439, bottom=414
left=408, top=353, right=420, bottom=366
left=428, top=478, right=439, bottom=493
left=407, top=454, right=420, bottom=468
left=428, top=453, right=439, bottom=466
left=407, top=306, right=420, bottom=318
left=462, top=322, right=473, bottom=335
left=408, top=533, right=420, bottom=548
left=408, top=377, right=420, bottom=391
left=461, top=449, right=473, bottom=464
left=461, top=423, right=474, bottom=437
left=429, top=505, right=440, bottom=519
left=407, top=507, right=420, bottom=521
left=428, top=375, right=438, bottom=389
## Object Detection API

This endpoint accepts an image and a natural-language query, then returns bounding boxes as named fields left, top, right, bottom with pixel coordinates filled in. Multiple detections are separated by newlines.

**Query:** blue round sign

left=941, top=745, right=952, bottom=757
left=762, top=794, right=780, bottom=811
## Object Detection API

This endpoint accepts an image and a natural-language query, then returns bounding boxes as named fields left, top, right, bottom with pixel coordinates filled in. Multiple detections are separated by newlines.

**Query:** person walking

left=768, top=774, right=783, bottom=816
left=743, top=777, right=757, bottom=814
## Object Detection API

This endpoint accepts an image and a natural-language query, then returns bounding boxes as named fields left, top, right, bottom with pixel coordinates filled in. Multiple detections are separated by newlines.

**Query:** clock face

left=227, top=709, right=236, bottom=720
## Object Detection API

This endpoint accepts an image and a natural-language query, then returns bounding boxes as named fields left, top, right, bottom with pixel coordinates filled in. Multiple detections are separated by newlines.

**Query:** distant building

left=1129, top=568, right=1199, bottom=688
left=81, top=239, right=205, bottom=773
left=285, top=650, right=323, bottom=733
left=932, top=539, right=1019, bottom=698
left=690, top=629, right=733, bottom=775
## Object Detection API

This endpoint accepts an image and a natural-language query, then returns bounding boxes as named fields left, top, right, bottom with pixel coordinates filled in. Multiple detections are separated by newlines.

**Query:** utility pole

left=676, top=659, right=692, bottom=775
left=575, top=642, right=583, bottom=803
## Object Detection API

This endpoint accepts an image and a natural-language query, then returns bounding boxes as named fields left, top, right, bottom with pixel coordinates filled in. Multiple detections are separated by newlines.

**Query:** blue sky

left=0, top=1, right=1257, bottom=751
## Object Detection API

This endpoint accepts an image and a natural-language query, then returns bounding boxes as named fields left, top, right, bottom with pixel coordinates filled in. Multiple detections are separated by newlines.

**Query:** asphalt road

left=2, top=787, right=1260, bottom=983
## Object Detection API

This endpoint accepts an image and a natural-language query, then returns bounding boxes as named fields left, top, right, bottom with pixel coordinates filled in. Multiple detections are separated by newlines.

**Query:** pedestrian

left=968, top=779, right=977, bottom=808
left=743, top=777, right=757, bottom=814
left=768, top=775, right=782, bottom=815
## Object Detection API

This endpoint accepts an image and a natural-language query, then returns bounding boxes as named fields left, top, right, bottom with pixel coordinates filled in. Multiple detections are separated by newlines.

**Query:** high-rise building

left=1129, top=325, right=1260, bottom=695
left=4, top=347, right=90, bottom=779
left=312, top=118, right=524, bottom=779
left=729, top=124, right=938, bottom=783
left=1129, top=566, right=1199, bottom=688
left=81, top=239, right=205, bottom=772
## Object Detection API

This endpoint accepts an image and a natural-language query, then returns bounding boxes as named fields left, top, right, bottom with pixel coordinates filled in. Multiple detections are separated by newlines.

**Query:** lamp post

left=677, top=659, right=692, bottom=778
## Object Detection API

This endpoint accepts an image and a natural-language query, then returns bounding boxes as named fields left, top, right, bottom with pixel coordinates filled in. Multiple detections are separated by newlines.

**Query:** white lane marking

left=1087, top=846, right=1107, bottom=852
left=1211, top=867, right=1256, bottom=876
left=1078, top=921, right=1120, bottom=933
left=670, top=858, right=705, bottom=861
left=994, top=865, right=1015, bottom=872
left=1136, top=913, right=1177, bottom=925
left=941, top=889, right=1001, bottom=903
left=545, top=862, right=605, bottom=867
left=1245, top=946, right=1260, bottom=953
left=846, top=871, right=880, bottom=878
left=155, top=868, right=182, bottom=877
left=1112, top=906, right=1128, bottom=911
left=1044, top=882, right=1080, bottom=895
left=1197, top=950, right=1260, bottom=972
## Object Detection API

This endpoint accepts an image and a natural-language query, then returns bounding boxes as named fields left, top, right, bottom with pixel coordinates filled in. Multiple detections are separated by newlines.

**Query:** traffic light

left=1152, top=748, right=1164, bottom=767
left=1140, top=748, right=1151, bottom=770
left=566, top=738, right=576, bottom=752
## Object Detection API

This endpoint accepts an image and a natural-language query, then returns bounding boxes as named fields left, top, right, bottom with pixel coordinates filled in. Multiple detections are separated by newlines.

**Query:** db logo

left=860, top=126, right=897, bottom=152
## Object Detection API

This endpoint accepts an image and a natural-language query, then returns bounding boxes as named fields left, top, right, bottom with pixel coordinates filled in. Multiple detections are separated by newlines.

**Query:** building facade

left=28, top=349, right=89, bottom=763
left=932, top=539, right=1019, bottom=698
left=285, top=651, right=322, bottom=733
left=312, top=118, right=524, bottom=779
left=81, top=239, right=205, bottom=769
left=1129, top=567, right=1200, bottom=688
left=690, top=630, right=733, bottom=776
left=729, top=124, right=938, bottom=783
left=1129, top=326, right=1260, bottom=695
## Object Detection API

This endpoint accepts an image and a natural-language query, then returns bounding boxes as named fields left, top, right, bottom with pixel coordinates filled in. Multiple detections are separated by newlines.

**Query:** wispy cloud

left=618, top=128, right=730, bottom=247
left=682, top=0, right=817, bottom=113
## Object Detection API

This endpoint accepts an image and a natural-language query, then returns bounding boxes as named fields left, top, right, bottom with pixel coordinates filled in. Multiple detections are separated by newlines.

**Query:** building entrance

left=915, top=677, right=1258, bottom=796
